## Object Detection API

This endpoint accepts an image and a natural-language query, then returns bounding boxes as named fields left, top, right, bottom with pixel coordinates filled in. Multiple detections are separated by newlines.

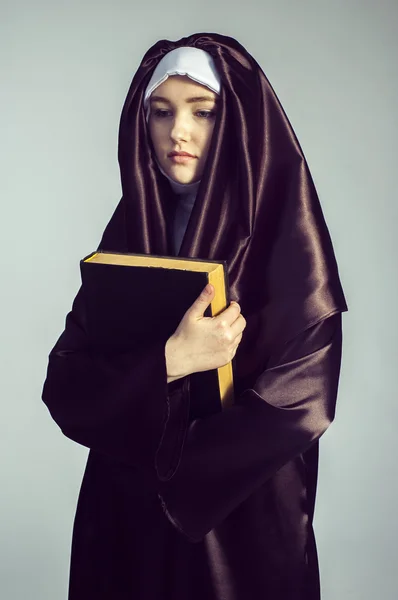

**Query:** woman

left=42, top=33, right=348, bottom=600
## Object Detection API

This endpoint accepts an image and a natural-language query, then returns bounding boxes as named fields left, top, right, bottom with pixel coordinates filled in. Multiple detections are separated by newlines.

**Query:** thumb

left=188, top=284, right=215, bottom=319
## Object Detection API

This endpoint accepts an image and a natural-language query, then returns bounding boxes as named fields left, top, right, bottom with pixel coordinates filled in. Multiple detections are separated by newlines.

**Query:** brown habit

left=42, top=33, right=348, bottom=599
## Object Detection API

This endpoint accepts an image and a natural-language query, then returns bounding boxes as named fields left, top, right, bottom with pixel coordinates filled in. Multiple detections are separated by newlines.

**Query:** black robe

left=43, top=286, right=342, bottom=599
left=42, top=31, right=348, bottom=600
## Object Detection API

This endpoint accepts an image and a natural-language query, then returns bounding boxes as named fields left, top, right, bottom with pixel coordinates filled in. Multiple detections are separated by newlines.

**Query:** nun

left=42, top=32, right=348, bottom=600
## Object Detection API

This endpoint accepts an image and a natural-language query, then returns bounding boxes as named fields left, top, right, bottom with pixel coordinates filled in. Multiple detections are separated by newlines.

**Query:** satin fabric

left=114, top=33, right=347, bottom=354
left=42, top=32, right=348, bottom=600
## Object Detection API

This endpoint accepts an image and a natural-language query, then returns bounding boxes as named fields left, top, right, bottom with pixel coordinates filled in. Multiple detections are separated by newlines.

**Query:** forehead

left=150, top=74, right=217, bottom=101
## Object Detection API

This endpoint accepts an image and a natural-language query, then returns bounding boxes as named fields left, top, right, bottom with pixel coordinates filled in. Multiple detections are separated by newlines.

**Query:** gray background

left=1, top=0, right=397, bottom=598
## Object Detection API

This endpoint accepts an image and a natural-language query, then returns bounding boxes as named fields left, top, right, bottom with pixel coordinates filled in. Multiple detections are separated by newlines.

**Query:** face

left=148, top=75, right=218, bottom=184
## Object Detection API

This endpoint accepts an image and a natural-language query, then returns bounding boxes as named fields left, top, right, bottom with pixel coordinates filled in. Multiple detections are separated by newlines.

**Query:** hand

left=165, top=283, right=246, bottom=383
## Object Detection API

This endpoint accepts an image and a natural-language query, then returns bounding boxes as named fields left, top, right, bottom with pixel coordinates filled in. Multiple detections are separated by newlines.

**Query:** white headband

left=143, top=46, right=221, bottom=121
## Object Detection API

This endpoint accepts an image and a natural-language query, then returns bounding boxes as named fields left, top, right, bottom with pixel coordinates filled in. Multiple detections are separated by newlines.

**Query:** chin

left=166, top=167, right=200, bottom=185
left=171, top=175, right=196, bottom=185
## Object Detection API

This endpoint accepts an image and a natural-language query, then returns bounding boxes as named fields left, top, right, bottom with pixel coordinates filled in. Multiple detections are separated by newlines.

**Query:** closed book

left=80, top=251, right=234, bottom=416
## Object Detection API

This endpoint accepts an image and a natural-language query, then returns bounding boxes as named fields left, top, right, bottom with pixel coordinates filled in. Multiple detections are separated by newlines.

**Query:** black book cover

left=80, top=252, right=231, bottom=418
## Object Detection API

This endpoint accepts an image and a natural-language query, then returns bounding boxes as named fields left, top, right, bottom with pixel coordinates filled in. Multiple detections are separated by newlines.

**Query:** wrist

left=165, top=335, right=186, bottom=383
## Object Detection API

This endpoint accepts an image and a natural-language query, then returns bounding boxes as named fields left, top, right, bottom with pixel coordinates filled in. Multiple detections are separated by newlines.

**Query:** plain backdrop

left=1, top=0, right=397, bottom=598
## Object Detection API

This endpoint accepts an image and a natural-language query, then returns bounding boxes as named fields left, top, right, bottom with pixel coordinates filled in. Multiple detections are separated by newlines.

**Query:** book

left=80, top=251, right=234, bottom=415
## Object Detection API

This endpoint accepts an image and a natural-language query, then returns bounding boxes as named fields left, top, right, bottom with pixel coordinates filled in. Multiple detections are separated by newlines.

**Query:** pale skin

left=147, top=75, right=246, bottom=382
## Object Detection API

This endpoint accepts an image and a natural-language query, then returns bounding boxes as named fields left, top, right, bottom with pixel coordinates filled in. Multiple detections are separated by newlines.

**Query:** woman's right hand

left=165, top=284, right=246, bottom=383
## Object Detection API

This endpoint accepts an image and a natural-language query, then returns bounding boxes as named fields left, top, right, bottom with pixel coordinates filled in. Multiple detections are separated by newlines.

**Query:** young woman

left=42, top=33, right=348, bottom=600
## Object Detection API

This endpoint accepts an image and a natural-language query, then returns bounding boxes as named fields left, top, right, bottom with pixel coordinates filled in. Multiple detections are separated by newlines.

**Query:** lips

left=168, top=151, right=196, bottom=158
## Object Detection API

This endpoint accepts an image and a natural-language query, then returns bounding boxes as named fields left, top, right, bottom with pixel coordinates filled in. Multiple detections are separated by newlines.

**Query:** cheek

left=148, top=123, right=164, bottom=154
left=199, top=123, right=216, bottom=153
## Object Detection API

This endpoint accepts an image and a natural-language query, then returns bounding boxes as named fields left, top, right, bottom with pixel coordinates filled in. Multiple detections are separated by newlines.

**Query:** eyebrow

left=150, top=95, right=218, bottom=104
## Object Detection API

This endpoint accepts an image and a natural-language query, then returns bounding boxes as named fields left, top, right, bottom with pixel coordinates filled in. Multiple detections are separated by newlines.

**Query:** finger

left=234, top=332, right=243, bottom=346
left=229, top=315, right=246, bottom=339
left=214, top=301, right=241, bottom=327
left=231, top=334, right=242, bottom=359
left=187, top=284, right=215, bottom=319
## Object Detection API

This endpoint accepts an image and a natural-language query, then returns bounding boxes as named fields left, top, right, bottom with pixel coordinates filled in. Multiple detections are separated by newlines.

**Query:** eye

left=195, top=110, right=216, bottom=119
left=152, top=108, right=172, bottom=118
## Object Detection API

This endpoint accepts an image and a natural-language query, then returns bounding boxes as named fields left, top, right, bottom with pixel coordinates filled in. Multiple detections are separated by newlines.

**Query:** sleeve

left=156, top=311, right=343, bottom=542
left=41, top=287, right=190, bottom=478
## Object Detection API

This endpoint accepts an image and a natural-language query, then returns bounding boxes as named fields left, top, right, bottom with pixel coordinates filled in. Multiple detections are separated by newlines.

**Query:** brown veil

left=99, top=31, right=347, bottom=390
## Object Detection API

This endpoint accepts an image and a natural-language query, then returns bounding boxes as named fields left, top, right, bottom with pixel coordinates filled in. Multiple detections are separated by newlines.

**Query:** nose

left=169, top=112, right=191, bottom=143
